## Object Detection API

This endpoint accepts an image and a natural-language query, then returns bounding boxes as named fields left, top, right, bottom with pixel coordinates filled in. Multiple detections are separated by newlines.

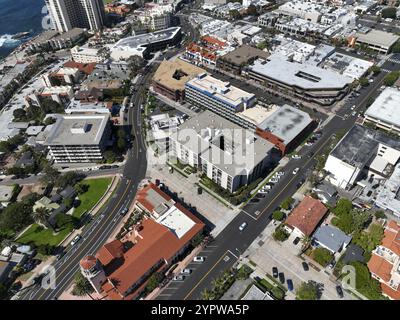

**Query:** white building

left=277, top=1, right=323, bottom=23
left=170, top=111, right=274, bottom=192
left=135, top=3, right=173, bottom=31
left=71, top=45, right=107, bottom=64
left=364, top=87, right=400, bottom=135
left=45, top=0, right=106, bottom=33
left=44, top=114, right=111, bottom=163
left=324, top=125, right=400, bottom=190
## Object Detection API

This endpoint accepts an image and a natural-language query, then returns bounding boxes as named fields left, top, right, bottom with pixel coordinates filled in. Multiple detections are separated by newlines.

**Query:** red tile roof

left=285, top=196, right=328, bottom=236
left=97, top=185, right=205, bottom=300
left=381, top=283, right=400, bottom=300
left=382, top=220, right=400, bottom=256
left=80, top=255, right=97, bottom=270
left=63, top=61, right=96, bottom=75
left=367, top=254, right=393, bottom=283
left=96, top=240, right=124, bottom=266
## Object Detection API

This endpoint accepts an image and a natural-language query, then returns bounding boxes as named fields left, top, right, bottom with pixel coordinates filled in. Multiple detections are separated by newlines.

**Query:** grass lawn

left=73, top=177, right=112, bottom=218
left=17, top=224, right=73, bottom=247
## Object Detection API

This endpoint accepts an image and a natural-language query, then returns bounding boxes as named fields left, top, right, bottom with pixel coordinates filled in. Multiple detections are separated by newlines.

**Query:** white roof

left=365, top=87, right=400, bottom=128
left=156, top=205, right=196, bottom=239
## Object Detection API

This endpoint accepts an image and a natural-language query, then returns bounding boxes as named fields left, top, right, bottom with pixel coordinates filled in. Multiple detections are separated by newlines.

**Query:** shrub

left=272, top=210, right=285, bottom=221
left=312, top=247, right=333, bottom=267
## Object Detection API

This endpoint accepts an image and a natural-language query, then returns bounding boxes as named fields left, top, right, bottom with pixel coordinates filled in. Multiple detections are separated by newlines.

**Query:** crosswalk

left=386, top=57, right=400, bottom=64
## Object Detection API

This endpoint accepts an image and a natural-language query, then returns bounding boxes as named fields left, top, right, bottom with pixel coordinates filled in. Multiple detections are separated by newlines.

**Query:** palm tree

left=33, top=207, right=49, bottom=227
left=300, top=235, right=311, bottom=254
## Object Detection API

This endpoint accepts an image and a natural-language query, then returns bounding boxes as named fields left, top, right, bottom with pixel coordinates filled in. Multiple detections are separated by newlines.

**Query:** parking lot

left=243, top=222, right=355, bottom=300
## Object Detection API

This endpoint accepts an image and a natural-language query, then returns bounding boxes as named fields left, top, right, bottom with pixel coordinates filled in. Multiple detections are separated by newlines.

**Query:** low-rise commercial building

left=170, top=111, right=275, bottom=192
left=110, top=27, right=182, bottom=60
left=25, top=86, right=74, bottom=108
left=71, top=45, right=107, bottom=64
left=41, top=67, right=81, bottom=87
left=217, top=45, right=269, bottom=75
left=246, top=54, right=352, bottom=106
left=324, top=125, right=400, bottom=190
left=152, top=59, right=205, bottom=102
left=44, top=114, right=111, bottom=163
left=353, top=29, right=400, bottom=54
left=364, top=87, right=400, bottom=135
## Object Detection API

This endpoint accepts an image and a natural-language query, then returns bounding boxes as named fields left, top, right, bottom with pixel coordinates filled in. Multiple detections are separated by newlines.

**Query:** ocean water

left=0, top=0, right=45, bottom=58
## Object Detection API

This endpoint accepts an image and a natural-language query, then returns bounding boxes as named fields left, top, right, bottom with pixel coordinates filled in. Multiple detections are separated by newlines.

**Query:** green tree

left=333, top=198, right=353, bottom=217
left=369, top=65, right=381, bottom=75
left=349, top=262, right=385, bottom=300
left=272, top=210, right=285, bottom=221
left=72, top=272, right=94, bottom=296
left=117, top=137, right=126, bottom=150
left=13, top=108, right=27, bottom=120
left=359, top=77, right=369, bottom=87
left=296, top=281, right=319, bottom=300
left=374, top=211, right=386, bottom=219
left=281, top=197, right=294, bottom=210
left=0, top=200, right=35, bottom=233
left=33, top=207, right=49, bottom=226
left=104, top=150, right=117, bottom=163
left=145, top=272, right=163, bottom=294
left=39, top=164, right=60, bottom=186
left=312, top=247, right=333, bottom=267
left=384, top=71, right=400, bottom=86
left=381, top=7, right=396, bottom=19
left=229, top=9, right=241, bottom=20
left=273, top=225, right=289, bottom=242
left=236, top=264, right=253, bottom=280
left=56, top=171, right=84, bottom=189
left=391, top=41, right=400, bottom=53
left=75, top=183, right=89, bottom=195
left=117, top=129, right=126, bottom=139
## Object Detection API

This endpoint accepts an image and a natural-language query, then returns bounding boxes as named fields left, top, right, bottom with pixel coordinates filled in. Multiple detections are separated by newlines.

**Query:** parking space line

left=227, top=250, right=239, bottom=259
left=241, top=209, right=258, bottom=221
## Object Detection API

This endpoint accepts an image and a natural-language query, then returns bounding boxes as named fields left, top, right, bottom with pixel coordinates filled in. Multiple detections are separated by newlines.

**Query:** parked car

left=250, top=198, right=260, bottom=203
left=173, top=275, right=185, bottom=281
left=239, top=222, right=248, bottom=231
left=293, top=237, right=300, bottom=245
left=292, top=168, right=300, bottom=175
left=336, top=285, right=344, bottom=298
left=292, top=154, right=302, bottom=160
left=278, top=272, right=285, bottom=284
left=120, top=207, right=128, bottom=216
left=328, top=260, right=336, bottom=269
left=193, top=256, right=205, bottom=262
left=180, top=268, right=191, bottom=275
left=56, top=251, right=66, bottom=261
left=287, top=279, right=294, bottom=291
left=272, top=267, right=278, bottom=278
left=70, top=235, right=82, bottom=246
left=302, top=262, right=309, bottom=271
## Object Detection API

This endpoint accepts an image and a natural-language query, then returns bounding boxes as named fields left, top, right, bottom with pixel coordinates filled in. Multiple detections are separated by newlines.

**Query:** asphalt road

left=159, top=57, right=400, bottom=300
left=17, top=65, right=153, bottom=301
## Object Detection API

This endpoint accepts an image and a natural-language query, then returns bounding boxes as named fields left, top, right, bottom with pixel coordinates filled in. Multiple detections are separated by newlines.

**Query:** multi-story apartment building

left=170, top=111, right=275, bottom=192
left=43, top=114, right=111, bottom=163
left=185, top=73, right=257, bottom=128
left=45, top=0, right=106, bottom=33
left=71, top=45, right=107, bottom=63
left=368, top=220, right=400, bottom=300
left=135, top=3, right=172, bottom=31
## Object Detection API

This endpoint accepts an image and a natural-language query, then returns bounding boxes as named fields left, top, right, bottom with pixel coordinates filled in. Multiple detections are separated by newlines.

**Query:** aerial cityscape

left=1, top=0, right=400, bottom=306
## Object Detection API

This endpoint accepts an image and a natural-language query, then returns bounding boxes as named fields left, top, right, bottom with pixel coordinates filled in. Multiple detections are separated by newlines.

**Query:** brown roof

left=220, top=45, right=269, bottom=66
left=96, top=240, right=124, bottom=266
left=63, top=61, right=96, bottom=75
left=382, top=220, right=400, bottom=256
left=381, top=283, right=400, bottom=300
left=98, top=185, right=205, bottom=300
left=367, top=254, right=393, bottom=283
left=285, top=196, right=328, bottom=236
left=153, top=60, right=205, bottom=92
left=80, top=255, right=97, bottom=270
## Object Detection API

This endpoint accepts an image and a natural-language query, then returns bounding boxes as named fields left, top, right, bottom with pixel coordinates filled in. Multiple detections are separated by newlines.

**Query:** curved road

left=17, top=67, right=154, bottom=300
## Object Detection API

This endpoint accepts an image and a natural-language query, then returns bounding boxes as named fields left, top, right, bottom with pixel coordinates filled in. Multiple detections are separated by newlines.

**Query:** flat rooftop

left=249, top=54, right=352, bottom=90
left=156, top=205, right=196, bottom=239
left=237, top=104, right=279, bottom=127
left=186, top=73, right=255, bottom=108
left=365, top=87, right=400, bottom=128
left=112, top=27, right=181, bottom=52
left=171, top=111, right=274, bottom=176
left=44, top=114, right=110, bottom=146
left=330, top=124, right=400, bottom=167
left=220, top=45, right=269, bottom=66
left=258, top=104, right=313, bottom=144
left=153, top=59, right=205, bottom=91
left=375, top=163, right=400, bottom=215
left=356, top=29, right=400, bottom=48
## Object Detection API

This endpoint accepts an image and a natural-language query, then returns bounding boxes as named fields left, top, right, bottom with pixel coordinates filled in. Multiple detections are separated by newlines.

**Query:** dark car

left=250, top=198, right=260, bottom=203
left=278, top=272, right=285, bottom=284
left=287, top=279, right=294, bottom=291
left=56, top=251, right=66, bottom=261
left=302, top=262, right=309, bottom=271
left=272, top=267, right=278, bottom=278
left=336, top=285, right=344, bottom=298
left=293, top=237, right=300, bottom=245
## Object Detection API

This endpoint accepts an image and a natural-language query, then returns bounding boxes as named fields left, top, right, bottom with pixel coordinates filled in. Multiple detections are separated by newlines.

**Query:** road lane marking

left=36, top=181, right=133, bottom=300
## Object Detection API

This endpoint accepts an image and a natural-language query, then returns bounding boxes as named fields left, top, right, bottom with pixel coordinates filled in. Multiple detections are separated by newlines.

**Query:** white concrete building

left=71, top=45, right=106, bottom=63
